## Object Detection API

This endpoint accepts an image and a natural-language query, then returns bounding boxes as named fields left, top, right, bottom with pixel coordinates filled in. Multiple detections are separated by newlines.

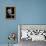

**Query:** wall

left=0, top=0, right=46, bottom=46
left=16, top=0, right=46, bottom=24
left=0, top=0, right=17, bottom=44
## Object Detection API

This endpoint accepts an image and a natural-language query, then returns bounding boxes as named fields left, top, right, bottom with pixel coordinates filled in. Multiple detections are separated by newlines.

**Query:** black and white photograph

left=18, top=25, right=46, bottom=46
left=6, top=7, right=15, bottom=19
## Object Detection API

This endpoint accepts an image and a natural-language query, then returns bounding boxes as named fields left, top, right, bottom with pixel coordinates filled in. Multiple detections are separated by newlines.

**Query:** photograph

left=18, top=24, right=46, bottom=46
left=6, top=7, right=15, bottom=19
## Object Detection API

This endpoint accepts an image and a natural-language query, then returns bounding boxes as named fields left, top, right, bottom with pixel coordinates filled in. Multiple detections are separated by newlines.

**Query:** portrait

left=6, top=7, right=16, bottom=19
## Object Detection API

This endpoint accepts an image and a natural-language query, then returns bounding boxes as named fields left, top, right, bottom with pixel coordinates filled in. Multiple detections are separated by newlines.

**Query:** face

left=7, top=8, right=12, bottom=14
